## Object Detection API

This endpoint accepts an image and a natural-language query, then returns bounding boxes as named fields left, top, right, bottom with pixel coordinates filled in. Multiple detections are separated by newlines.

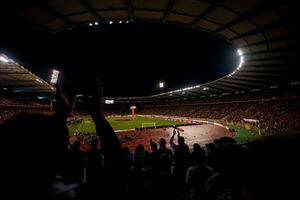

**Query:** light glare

left=0, top=55, right=9, bottom=63
left=50, top=69, right=60, bottom=84
left=159, top=82, right=164, bottom=88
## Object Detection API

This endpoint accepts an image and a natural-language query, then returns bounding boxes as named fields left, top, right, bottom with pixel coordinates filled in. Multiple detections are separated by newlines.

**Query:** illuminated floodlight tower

left=130, top=106, right=137, bottom=118
left=50, top=69, right=60, bottom=84
left=159, top=81, right=164, bottom=93
left=159, top=82, right=164, bottom=88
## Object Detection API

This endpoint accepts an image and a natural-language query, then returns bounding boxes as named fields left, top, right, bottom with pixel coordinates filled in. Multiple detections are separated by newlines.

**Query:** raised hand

left=55, top=81, right=76, bottom=120
left=84, top=78, right=104, bottom=120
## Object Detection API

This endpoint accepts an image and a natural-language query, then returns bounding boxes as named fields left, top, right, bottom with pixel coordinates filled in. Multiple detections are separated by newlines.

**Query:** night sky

left=0, top=16, right=239, bottom=97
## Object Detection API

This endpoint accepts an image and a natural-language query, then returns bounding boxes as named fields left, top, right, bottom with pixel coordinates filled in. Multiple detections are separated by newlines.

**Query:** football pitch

left=69, top=116, right=186, bottom=135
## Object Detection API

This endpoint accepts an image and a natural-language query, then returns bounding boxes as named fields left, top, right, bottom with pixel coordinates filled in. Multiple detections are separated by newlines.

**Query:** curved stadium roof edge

left=0, top=54, right=55, bottom=94
left=2, top=0, right=300, bottom=99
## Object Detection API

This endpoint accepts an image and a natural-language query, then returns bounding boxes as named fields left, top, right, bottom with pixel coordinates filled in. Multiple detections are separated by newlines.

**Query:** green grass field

left=69, top=116, right=186, bottom=135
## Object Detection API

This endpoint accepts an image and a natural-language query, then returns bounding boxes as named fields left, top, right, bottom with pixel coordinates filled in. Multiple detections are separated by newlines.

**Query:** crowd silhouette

left=1, top=82, right=300, bottom=200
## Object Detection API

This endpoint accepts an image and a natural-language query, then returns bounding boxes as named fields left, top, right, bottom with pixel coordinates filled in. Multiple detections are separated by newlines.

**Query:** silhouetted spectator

left=186, top=145, right=213, bottom=200
left=206, top=143, right=246, bottom=200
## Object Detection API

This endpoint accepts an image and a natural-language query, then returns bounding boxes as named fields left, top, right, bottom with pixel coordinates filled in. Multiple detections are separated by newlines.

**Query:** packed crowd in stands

left=1, top=86, right=300, bottom=133
left=1, top=83, right=299, bottom=200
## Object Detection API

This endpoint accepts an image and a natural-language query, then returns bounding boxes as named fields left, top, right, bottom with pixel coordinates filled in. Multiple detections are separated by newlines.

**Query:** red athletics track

left=117, top=124, right=233, bottom=152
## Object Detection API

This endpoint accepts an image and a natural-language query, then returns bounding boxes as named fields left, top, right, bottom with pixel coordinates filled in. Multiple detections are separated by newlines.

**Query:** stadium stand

left=1, top=1, right=300, bottom=200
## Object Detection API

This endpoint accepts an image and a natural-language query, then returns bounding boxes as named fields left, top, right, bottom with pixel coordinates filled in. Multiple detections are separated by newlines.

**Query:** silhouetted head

left=190, top=146, right=206, bottom=164
left=71, top=140, right=81, bottom=151
left=215, top=143, right=245, bottom=176
left=218, top=136, right=236, bottom=145
left=193, top=143, right=201, bottom=152
left=135, top=144, right=144, bottom=154
left=159, top=138, right=166, bottom=148
left=178, top=136, right=185, bottom=145
left=0, top=113, right=69, bottom=199
left=90, top=137, right=99, bottom=149
left=151, top=142, right=158, bottom=152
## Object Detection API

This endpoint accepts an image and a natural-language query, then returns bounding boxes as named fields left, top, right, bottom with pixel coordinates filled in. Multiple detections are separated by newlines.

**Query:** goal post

left=141, top=122, right=156, bottom=129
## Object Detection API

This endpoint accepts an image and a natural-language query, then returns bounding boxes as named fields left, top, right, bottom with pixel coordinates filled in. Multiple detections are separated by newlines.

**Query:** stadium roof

left=2, top=0, right=300, bottom=100
left=0, top=54, right=55, bottom=94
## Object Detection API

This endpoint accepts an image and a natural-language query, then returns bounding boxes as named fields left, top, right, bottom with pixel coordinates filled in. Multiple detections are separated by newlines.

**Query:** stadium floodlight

left=159, top=82, right=164, bottom=88
left=105, top=100, right=114, bottom=104
left=89, top=22, right=93, bottom=26
left=109, top=20, right=113, bottom=24
left=237, top=49, right=243, bottom=56
left=0, top=55, right=9, bottom=63
left=94, top=21, right=99, bottom=25
left=36, top=78, right=43, bottom=83
left=119, top=21, right=123, bottom=24
left=50, top=69, right=60, bottom=84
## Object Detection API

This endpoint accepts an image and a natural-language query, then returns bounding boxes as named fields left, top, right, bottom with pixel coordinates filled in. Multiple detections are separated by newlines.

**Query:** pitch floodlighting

left=159, top=82, right=164, bottom=88
left=0, top=55, right=9, bottom=63
left=240, top=56, right=244, bottom=64
left=36, top=78, right=43, bottom=83
left=50, top=69, right=60, bottom=84
left=237, top=49, right=243, bottom=56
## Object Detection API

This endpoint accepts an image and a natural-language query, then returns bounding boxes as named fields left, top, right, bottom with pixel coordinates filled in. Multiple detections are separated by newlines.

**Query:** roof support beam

left=216, top=81, right=253, bottom=90
left=78, top=0, right=104, bottom=23
left=236, top=71, right=284, bottom=77
left=126, top=0, right=134, bottom=21
left=162, top=0, right=177, bottom=23
left=191, top=0, right=224, bottom=28
left=0, top=80, right=37, bottom=83
left=242, top=48, right=285, bottom=56
left=230, top=21, right=284, bottom=41
left=214, top=3, right=270, bottom=33
left=239, top=36, right=286, bottom=48
left=209, top=83, right=235, bottom=92
left=38, top=3, right=75, bottom=27
left=21, top=17, right=55, bottom=34
left=231, top=75, right=278, bottom=83
left=0, top=72, right=29, bottom=75
left=220, top=79, right=266, bottom=88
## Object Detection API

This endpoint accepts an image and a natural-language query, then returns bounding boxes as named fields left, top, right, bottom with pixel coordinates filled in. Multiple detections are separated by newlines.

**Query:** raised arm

left=170, top=128, right=176, bottom=148
left=84, top=80, right=123, bottom=168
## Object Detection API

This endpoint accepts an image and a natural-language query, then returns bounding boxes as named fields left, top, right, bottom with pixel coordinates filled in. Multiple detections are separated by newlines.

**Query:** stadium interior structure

left=1, top=1, right=300, bottom=200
